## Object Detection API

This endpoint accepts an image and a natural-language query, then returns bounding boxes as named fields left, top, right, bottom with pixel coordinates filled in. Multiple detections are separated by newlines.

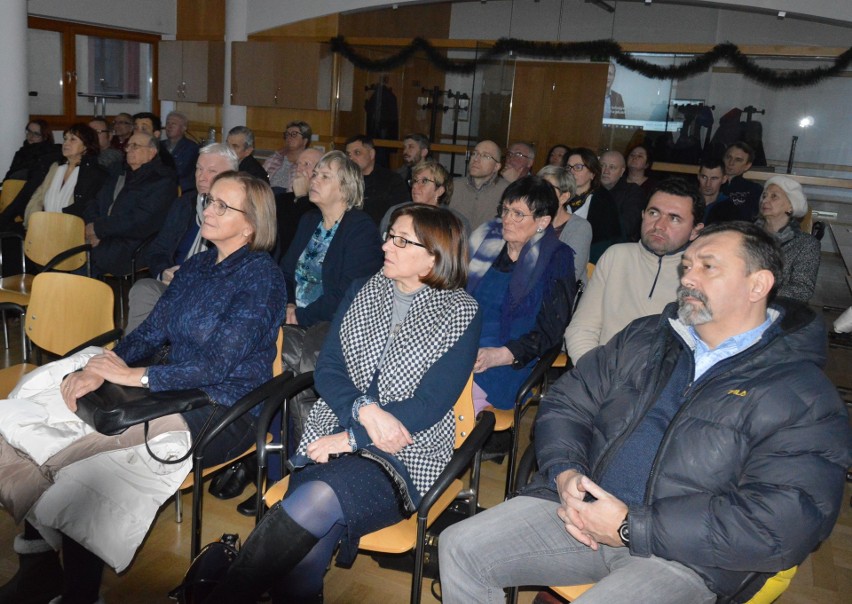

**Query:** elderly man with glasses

left=452, top=140, right=509, bottom=231
left=83, top=132, right=177, bottom=276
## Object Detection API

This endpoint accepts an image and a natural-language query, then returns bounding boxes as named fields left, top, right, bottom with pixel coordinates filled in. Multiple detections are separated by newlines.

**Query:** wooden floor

left=1, top=306, right=851, bottom=603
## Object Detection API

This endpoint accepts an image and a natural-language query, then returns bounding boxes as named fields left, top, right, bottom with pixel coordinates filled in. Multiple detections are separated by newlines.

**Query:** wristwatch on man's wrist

left=618, top=513, right=630, bottom=546
left=140, top=368, right=150, bottom=388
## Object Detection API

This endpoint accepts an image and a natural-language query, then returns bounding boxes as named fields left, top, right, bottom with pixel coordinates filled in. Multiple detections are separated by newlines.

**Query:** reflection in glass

left=75, top=35, right=152, bottom=117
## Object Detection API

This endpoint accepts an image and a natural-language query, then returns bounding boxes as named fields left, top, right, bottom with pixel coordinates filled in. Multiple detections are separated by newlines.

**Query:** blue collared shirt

left=685, top=311, right=777, bottom=380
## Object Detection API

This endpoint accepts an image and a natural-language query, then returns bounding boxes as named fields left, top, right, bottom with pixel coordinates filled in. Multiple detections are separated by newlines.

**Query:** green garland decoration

left=329, top=36, right=852, bottom=89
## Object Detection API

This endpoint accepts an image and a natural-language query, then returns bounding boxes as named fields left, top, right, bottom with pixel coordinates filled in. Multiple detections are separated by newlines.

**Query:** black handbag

left=168, top=533, right=241, bottom=604
left=74, top=380, right=212, bottom=437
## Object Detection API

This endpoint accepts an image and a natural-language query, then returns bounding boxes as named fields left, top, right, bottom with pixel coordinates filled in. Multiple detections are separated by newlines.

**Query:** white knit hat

left=763, top=175, right=808, bottom=218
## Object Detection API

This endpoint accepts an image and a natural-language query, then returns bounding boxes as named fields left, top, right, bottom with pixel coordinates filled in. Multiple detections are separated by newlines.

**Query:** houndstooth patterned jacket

left=298, top=273, right=478, bottom=507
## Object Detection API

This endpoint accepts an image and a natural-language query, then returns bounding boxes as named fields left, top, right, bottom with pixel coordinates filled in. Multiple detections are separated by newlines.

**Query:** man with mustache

left=441, top=221, right=852, bottom=604
left=565, top=178, right=704, bottom=362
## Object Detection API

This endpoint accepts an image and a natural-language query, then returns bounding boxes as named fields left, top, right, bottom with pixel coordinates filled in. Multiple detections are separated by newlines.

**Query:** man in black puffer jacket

left=440, top=221, right=852, bottom=604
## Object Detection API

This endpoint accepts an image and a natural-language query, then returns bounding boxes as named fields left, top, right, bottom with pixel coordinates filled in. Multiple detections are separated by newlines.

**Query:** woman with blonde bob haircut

left=217, top=171, right=278, bottom=251
left=0, top=171, right=287, bottom=603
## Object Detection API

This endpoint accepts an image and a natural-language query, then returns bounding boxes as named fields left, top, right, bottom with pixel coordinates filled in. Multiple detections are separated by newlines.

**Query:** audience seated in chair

left=756, top=175, right=821, bottom=303
left=564, top=148, right=623, bottom=263
left=345, top=134, right=409, bottom=226
left=264, top=121, right=311, bottom=192
left=599, top=150, right=645, bottom=243
left=538, top=165, right=592, bottom=285
left=202, top=204, right=481, bottom=603
left=125, top=143, right=239, bottom=333
left=161, top=111, right=200, bottom=197
left=0, top=172, right=287, bottom=604
left=452, top=139, right=509, bottom=232
left=380, top=158, right=469, bottom=237
left=280, top=150, right=384, bottom=329
left=466, top=175, right=576, bottom=414
left=440, top=221, right=852, bottom=604
left=565, top=178, right=704, bottom=363
left=226, top=126, right=269, bottom=182
left=83, top=131, right=176, bottom=277
left=22, top=123, right=108, bottom=228
left=719, top=141, right=763, bottom=222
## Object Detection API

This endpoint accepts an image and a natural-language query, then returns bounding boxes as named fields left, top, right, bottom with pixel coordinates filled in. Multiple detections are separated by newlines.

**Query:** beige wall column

left=222, top=0, right=248, bottom=139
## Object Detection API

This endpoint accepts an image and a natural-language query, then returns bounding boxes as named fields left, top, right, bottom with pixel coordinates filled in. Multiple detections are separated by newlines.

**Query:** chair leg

left=19, top=313, right=27, bottom=362
left=2, top=309, right=7, bottom=349
left=175, top=491, right=183, bottom=524
left=411, top=515, right=429, bottom=604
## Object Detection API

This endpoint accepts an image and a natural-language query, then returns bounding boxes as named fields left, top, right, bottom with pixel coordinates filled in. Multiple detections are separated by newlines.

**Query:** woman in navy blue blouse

left=44, top=172, right=287, bottom=603
left=205, top=204, right=481, bottom=604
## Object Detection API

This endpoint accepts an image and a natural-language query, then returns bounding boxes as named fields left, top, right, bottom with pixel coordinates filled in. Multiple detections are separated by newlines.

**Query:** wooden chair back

left=24, top=272, right=115, bottom=357
left=454, top=374, right=475, bottom=447
left=0, top=179, right=26, bottom=213
left=25, top=212, right=87, bottom=271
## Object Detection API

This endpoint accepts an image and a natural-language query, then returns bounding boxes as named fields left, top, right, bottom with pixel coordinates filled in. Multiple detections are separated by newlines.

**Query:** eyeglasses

left=385, top=233, right=427, bottom=249
left=409, top=176, right=437, bottom=187
left=284, top=131, right=303, bottom=139
left=471, top=151, right=497, bottom=163
left=506, top=150, right=531, bottom=160
left=126, top=142, right=154, bottom=151
left=501, top=207, right=534, bottom=222
left=567, top=163, right=587, bottom=172
left=202, top=194, right=247, bottom=216
left=25, top=129, right=43, bottom=138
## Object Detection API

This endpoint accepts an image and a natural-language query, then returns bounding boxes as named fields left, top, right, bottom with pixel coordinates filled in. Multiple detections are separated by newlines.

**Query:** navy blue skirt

left=288, top=453, right=408, bottom=565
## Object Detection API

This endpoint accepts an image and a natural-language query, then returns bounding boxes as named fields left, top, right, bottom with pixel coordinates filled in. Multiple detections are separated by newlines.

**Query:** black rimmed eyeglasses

left=385, top=233, right=426, bottom=249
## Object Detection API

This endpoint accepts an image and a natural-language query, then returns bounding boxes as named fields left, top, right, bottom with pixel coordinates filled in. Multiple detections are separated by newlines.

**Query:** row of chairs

left=0, top=211, right=153, bottom=348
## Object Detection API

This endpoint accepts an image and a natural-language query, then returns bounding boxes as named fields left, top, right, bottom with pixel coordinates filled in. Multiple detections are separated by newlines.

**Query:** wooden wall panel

left=509, top=62, right=608, bottom=173
left=176, top=0, right=225, bottom=40
left=339, top=4, right=450, bottom=39
left=249, top=15, right=339, bottom=40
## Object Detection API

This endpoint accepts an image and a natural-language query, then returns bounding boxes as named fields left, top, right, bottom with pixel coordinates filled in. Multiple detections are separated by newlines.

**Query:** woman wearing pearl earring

left=466, top=175, right=577, bottom=412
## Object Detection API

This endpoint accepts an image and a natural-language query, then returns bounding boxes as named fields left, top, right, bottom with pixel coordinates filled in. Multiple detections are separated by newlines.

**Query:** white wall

left=27, top=0, right=176, bottom=34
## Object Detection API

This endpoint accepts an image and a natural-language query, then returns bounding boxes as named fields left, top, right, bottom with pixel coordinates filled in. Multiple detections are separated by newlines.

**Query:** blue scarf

left=467, top=218, right=564, bottom=312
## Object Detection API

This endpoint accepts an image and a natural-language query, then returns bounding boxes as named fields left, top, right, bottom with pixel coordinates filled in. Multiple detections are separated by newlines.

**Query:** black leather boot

left=0, top=534, right=63, bottom=604
left=203, top=505, right=319, bottom=604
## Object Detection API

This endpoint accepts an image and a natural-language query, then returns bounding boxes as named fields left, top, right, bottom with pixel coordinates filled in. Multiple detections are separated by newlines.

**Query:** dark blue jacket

left=115, top=246, right=287, bottom=409
left=85, top=157, right=177, bottom=275
left=161, top=137, right=199, bottom=195
left=140, top=190, right=197, bottom=278
left=280, top=208, right=383, bottom=327
left=526, top=301, right=852, bottom=601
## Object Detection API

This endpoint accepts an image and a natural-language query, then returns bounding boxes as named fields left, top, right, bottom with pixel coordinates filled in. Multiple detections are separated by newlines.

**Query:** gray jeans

left=439, top=496, right=716, bottom=604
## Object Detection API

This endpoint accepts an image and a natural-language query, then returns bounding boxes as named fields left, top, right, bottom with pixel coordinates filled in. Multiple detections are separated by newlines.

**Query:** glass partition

left=27, top=29, right=64, bottom=116
left=75, top=35, right=153, bottom=117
